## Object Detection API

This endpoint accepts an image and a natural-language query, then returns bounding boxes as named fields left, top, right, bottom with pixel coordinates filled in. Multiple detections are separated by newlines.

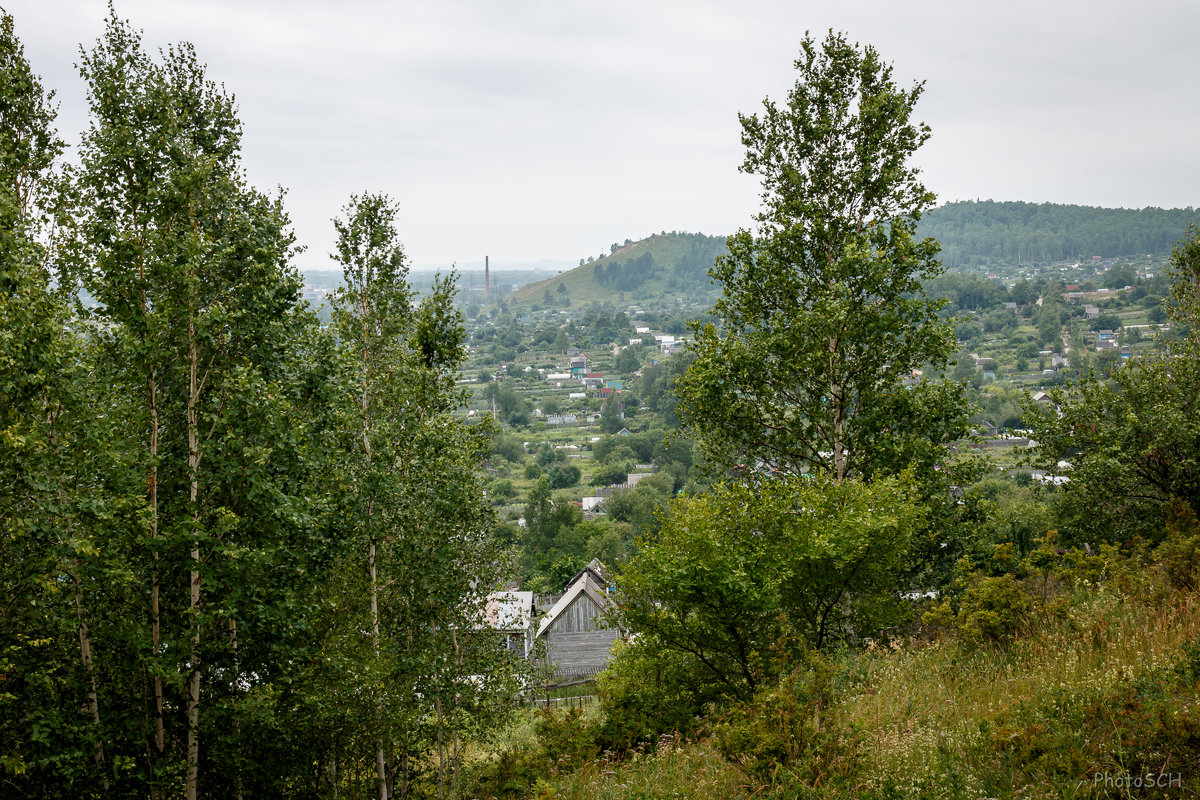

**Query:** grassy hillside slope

left=513, top=232, right=727, bottom=306
left=471, top=537, right=1200, bottom=800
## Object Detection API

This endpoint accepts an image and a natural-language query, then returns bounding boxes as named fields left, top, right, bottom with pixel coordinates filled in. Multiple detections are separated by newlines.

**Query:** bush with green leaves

left=546, top=462, right=581, bottom=489
left=594, top=639, right=710, bottom=749
left=1156, top=500, right=1200, bottom=592
left=616, top=474, right=923, bottom=700
left=591, top=463, right=629, bottom=487
left=713, top=651, right=857, bottom=789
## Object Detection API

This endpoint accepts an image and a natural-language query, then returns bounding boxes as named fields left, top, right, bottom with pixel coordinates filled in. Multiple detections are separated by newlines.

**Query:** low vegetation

left=472, top=526, right=1200, bottom=799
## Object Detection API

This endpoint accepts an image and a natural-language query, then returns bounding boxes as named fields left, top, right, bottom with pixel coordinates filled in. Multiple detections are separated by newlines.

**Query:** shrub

left=955, top=573, right=1031, bottom=642
left=590, top=464, right=628, bottom=487
left=1156, top=499, right=1200, bottom=591
left=712, top=652, right=857, bottom=789
left=593, top=640, right=706, bottom=751
left=923, top=565, right=1032, bottom=644
left=469, top=709, right=598, bottom=799
left=546, top=463, right=581, bottom=489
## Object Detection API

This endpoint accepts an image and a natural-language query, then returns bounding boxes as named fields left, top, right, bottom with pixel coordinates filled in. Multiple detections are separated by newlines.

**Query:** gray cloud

left=6, top=0, right=1198, bottom=270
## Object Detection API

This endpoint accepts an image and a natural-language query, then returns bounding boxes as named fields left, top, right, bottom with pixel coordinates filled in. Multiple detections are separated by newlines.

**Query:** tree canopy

left=676, top=30, right=965, bottom=481
left=617, top=474, right=922, bottom=698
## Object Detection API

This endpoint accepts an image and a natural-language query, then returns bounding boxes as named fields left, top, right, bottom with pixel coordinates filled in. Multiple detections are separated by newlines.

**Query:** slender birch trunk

left=148, top=373, right=165, bottom=760
left=360, top=301, right=389, bottom=800
left=399, top=746, right=409, bottom=800
left=452, top=629, right=461, bottom=797
left=72, top=560, right=108, bottom=791
left=50, top=409, right=109, bottom=791
left=829, top=333, right=845, bottom=481
left=140, top=255, right=166, bottom=789
left=435, top=695, right=445, bottom=800
left=185, top=320, right=202, bottom=800
left=229, top=617, right=243, bottom=800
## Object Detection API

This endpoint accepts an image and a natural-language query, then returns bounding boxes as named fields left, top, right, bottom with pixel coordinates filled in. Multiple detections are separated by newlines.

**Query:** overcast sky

left=6, top=0, right=1199, bottom=271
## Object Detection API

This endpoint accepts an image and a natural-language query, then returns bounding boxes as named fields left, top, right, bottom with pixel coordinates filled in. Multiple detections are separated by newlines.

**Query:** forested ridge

left=921, top=199, right=1200, bottom=266
left=515, top=201, right=1200, bottom=307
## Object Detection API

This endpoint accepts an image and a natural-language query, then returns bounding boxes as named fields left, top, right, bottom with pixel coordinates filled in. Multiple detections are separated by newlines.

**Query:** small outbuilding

left=535, top=560, right=618, bottom=675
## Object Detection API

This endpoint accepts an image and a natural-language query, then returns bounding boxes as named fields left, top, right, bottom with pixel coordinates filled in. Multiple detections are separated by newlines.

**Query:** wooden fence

left=525, top=667, right=603, bottom=709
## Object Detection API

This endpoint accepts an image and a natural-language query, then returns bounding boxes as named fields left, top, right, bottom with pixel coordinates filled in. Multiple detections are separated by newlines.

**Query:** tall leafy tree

left=70, top=13, right=312, bottom=798
left=676, top=31, right=966, bottom=481
left=0, top=10, right=118, bottom=792
left=327, top=193, right=505, bottom=799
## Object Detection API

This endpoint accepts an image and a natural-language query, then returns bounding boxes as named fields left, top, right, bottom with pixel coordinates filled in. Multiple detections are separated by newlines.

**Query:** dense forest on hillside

left=513, top=203, right=1200, bottom=310
left=921, top=200, right=1200, bottom=266
left=515, top=232, right=728, bottom=304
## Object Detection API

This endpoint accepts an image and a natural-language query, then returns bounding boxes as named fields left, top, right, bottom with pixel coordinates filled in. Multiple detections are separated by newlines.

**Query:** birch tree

left=0, top=10, right=114, bottom=790
left=72, top=14, right=307, bottom=798
left=327, top=193, right=507, bottom=799
left=676, top=31, right=965, bottom=482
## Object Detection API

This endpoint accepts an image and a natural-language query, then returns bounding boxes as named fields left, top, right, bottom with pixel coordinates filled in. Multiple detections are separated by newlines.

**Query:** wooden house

left=484, top=591, right=536, bottom=659
left=535, top=559, right=618, bottom=674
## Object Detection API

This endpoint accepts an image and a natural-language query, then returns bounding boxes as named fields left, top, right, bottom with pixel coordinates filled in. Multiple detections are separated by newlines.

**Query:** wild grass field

left=470, top=540, right=1200, bottom=800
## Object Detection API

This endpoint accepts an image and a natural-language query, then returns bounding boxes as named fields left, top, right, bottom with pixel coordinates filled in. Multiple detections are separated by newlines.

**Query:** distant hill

left=919, top=200, right=1200, bottom=267
left=513, top=232, right=727, bottom=305
left=509, top=202, right=1200, bottom=308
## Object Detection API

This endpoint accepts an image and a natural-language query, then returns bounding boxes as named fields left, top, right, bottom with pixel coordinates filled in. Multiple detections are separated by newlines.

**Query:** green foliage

left=488, top=478, right=517, bottom=502
left=0, top=11, right=516, bottom=796
left=483, top=379, right=531, bottom=426
left=546, top=462, right=581, bottom=489
left=591, top=464, right=629, bottom=487
left=602, top=477, right=672, bottom=536
left=1090, top=310, right=1122, bottom=331
left=617, top=475, right=922, bottom=701
left=713, top=653, right=856, bottom=788
left=595, top=639, right=709, bottom=745
left=924, top=571, right=1032, bottom=644
left=492, top=431, right=527, bottom=463
left=600, top=394, right=624, bottom=434
left=1028, top=232, right=1200, bottom=544
left=926, top=272, right=1004, bottom=312
left=536, top=441, right=567, bottom=467
left=676, top=31, right=965, bottom=480
left=1155, top=500, right=1200, bottom=591
left=614, top=345, right=641, bottom=374
left=920, top=199, right=1200, bottom=267
left=515, top=232, right=728, bottom=306
left=61, top=13, right=329, bottom=794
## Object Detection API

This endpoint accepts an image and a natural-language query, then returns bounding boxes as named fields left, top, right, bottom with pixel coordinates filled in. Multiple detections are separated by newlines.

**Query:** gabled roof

left=535, top=575, right=610, bottom=638
left=569, top=558, right=609, bottom=588
left=535, top=559, right=611, bottom=638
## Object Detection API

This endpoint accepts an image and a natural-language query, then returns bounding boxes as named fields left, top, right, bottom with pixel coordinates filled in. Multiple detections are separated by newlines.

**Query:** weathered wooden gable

left=544, top=591, right=605, bottom=635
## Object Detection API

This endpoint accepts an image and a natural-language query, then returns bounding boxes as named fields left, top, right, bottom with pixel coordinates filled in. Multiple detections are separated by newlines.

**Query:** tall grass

left=531, top=580, right=1200, bottom=800
left=838, top=585, right=1200, bottom=798
left=530, top=737, right=752, bottom=800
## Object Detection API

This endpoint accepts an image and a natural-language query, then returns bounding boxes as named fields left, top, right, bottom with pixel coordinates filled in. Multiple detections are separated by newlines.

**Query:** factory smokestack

left=485, top=255, right=490, bottom=301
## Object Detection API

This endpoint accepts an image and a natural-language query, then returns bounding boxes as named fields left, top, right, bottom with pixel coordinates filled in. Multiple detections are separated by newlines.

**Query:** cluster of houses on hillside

left=483, top=559, right=619, bottom=677
left=542, top=350, right=625, bottom=402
